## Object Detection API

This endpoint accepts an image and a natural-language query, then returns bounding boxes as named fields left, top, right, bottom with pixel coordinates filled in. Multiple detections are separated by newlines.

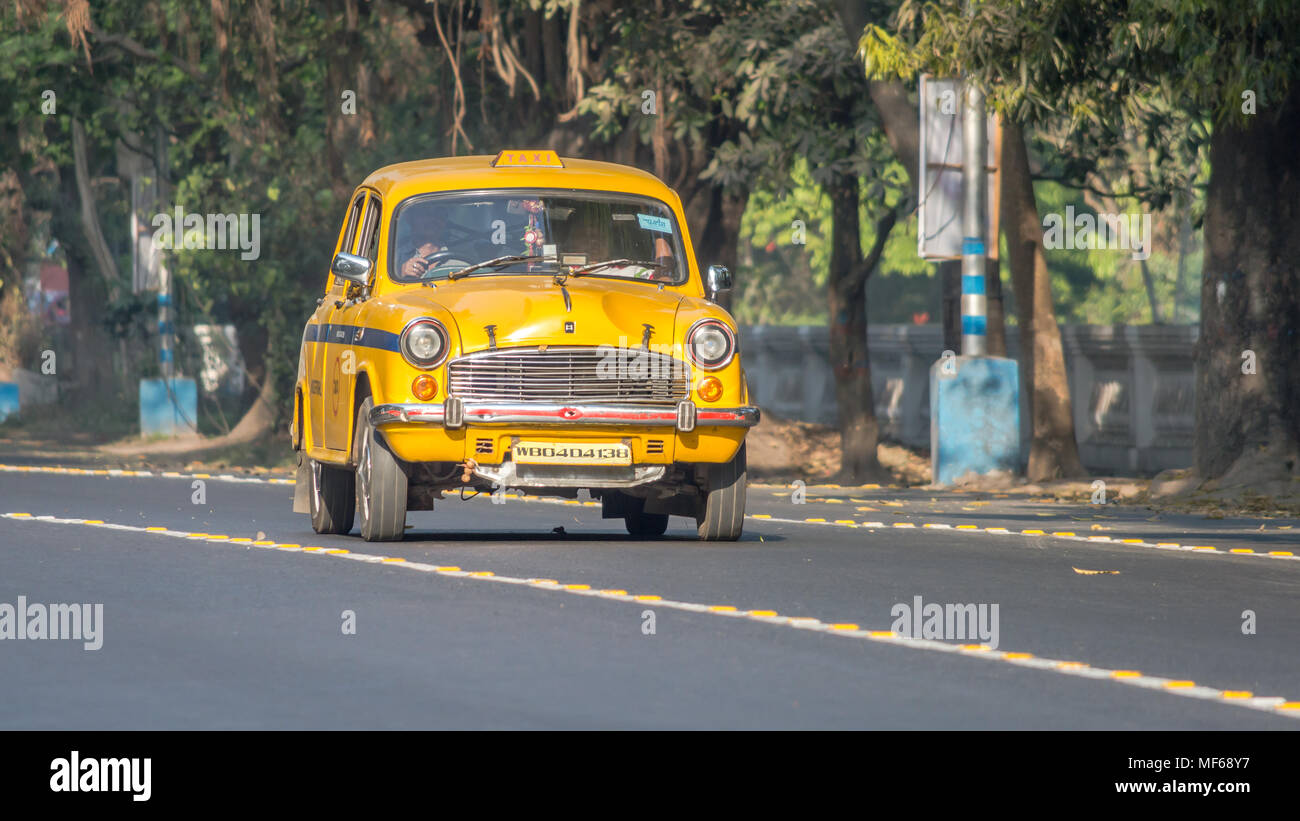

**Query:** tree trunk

left=225, top=359, right=278, bottom=444
left=71, top=119, right=121, bottom=299
left=1000, top=120, right=1086, bottom=480
left=1139, top=257, right=1163, bottom=324
left=985, top=257, right=1007, bottom=356
left=827, top=172, right=891, bottom=481
left=52, top=158, right=115, bottom=402
left=1173, top=204, right=1191, bottom=323
left=1195, top=86, right=1300, bottom=482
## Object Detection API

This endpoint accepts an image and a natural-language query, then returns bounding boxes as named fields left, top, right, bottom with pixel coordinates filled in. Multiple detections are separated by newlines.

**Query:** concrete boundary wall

left=740, top=324, right=1198, bottom=475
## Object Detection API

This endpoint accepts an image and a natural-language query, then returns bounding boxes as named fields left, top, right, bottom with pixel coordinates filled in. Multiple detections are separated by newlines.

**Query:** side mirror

left=705, top=264, right=732, bottom=301
left=331, top=252, right=372, bottom=287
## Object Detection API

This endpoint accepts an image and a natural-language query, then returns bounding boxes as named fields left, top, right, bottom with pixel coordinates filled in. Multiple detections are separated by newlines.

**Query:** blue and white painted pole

left=159, top=289, right=173, bottom=380
left=929, top=80, right=1021, bottom=485
left=961, top=81, right=988, bottom=357
left=139, top=223, right=197, bottom=437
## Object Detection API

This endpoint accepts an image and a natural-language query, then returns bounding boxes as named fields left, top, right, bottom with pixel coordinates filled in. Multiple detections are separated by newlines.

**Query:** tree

left=864, top=0, right=1300, bottom=485
left=704, top=0, right=906, bottom=480
left=859, top=1, right=1113, bottom=479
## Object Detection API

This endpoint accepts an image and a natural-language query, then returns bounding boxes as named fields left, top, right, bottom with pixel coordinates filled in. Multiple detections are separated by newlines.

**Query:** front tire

left=354, top=396, right=408, bottom=541
left=696, top=442, right=746, bottom=541
left=309, top=457, right=355, bottom=535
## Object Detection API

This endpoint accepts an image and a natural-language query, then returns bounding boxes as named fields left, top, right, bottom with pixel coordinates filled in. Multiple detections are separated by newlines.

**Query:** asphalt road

left=1, top=465, right=1298, bottom=729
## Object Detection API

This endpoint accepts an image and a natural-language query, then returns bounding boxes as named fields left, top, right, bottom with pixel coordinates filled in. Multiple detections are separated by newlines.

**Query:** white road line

left=3, top=510, right=1298, bottom=722
left=2, top=462, right=1295, bottom=562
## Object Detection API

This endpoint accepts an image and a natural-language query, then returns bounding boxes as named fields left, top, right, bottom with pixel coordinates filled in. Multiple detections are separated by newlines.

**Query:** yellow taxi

left=290, top=150, right=758, bottom=541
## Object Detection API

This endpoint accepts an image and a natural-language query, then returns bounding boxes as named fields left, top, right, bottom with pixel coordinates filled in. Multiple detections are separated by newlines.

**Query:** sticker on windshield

left=636, top=213, right=673, bottom=233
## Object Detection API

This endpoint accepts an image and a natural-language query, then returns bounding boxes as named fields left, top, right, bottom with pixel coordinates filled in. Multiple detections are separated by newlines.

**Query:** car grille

left=447, top=346, right=689, bottom=407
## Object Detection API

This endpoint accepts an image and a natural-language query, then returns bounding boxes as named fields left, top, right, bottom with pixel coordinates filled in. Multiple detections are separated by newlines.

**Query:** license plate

left=513, top=441, right=632, bottom=465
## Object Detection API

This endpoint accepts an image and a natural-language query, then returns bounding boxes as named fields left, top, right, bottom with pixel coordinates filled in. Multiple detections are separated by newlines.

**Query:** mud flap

left=292, top=451, right=311, bottom=513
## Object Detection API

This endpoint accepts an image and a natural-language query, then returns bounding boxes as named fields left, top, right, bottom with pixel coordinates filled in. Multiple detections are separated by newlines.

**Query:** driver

left=398, top=206, right=451, bottom=279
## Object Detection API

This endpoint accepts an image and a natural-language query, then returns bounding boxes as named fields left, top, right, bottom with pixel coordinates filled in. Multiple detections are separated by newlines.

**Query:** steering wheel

left=418, top=249, right=473, bottom=279
left=421, top=250, right=456, bottom=267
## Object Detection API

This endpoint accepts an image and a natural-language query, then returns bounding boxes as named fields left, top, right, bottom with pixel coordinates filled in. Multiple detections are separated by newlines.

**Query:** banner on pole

left=917, top=75, right=1001, bottom=261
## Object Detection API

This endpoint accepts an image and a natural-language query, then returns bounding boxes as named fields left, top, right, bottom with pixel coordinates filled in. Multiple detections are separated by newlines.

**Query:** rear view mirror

left=705, top=264, right=732, bottom=301
left=331, top=252, right=372, bottom=287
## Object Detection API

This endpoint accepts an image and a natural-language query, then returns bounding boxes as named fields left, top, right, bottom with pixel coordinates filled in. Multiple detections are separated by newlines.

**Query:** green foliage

left=735, top=157, right=934, bottom=325
left=0, top=0, right=537, bottom=421
left=859, top=0, right=1300, bottom=212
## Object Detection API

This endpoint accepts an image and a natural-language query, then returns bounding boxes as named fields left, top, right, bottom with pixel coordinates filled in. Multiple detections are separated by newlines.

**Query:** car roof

left=361, top=155, right=676, bottom=204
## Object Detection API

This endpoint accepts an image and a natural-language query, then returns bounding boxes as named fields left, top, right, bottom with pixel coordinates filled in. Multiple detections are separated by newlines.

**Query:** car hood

left=388, top=275, right=686, bottom=352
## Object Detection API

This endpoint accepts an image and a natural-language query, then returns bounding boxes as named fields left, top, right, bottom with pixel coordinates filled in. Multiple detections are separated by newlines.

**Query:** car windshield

left=389, top=190, right=688, bottom=285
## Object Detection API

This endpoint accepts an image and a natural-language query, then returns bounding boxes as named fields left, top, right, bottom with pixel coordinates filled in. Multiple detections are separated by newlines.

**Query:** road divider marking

left=4, top=463, right=1295, bottom=563
left=0, top=463, right=296, bottom=484
left=741, top=515, right=1297, bottom=565
left=3, top=510, right=1296, bottom=722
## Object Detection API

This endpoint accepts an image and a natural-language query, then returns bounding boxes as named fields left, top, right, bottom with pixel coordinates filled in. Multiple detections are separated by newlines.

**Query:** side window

left=359, top=194, right=382, bottom=267
left=330, top=193, right=367, bottom=292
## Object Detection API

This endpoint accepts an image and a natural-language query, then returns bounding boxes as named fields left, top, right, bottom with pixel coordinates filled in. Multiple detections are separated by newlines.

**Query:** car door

left=312, top=191, right=366, bottom=453
left=326, top=190, right=382, bottom=451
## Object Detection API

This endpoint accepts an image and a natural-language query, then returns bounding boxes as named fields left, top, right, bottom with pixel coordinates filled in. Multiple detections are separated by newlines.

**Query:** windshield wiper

left=569, top=259, right=673, bottom=278
left=448, top=254, right=555, bottom=280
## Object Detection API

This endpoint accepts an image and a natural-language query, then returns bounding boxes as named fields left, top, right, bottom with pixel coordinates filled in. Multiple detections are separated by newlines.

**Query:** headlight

left=400, top=318, right=449, bottom=369
left=686, top=319, right=735, bottom=370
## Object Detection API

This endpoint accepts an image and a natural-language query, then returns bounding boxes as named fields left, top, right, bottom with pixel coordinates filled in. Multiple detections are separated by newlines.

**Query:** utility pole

left=926, top=72, right=1021, bottom=486
left=961, top=79, right=987, bottom=356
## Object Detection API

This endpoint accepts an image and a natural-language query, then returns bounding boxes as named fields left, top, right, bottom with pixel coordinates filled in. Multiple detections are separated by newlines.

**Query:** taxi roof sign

left=492, top=149, right=564, bottom=168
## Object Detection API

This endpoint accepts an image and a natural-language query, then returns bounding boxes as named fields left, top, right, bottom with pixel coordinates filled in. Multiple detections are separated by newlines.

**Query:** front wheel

left=309, top=457, right=355, bottom=535
left=696, top=442, right=747, bottom=541
left=354, top=397, right=408, bottom=541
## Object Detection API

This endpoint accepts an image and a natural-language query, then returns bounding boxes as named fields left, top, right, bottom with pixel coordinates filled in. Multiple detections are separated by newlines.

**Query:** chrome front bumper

left=369, top=399, right=760, bottom=432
